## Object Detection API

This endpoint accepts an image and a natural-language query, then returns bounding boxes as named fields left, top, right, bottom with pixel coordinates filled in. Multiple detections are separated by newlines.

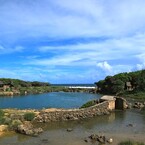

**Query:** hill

left=95, top=70, right=145, bottom=97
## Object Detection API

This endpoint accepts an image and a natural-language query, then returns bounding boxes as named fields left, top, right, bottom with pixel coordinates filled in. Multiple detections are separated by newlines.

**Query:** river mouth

left=0, top=109, right=145, bottom=145
left=0, top=92, right=101, bottom=109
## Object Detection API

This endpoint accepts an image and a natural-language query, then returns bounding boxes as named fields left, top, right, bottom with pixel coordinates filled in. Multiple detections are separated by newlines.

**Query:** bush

left=0, top=109, right=4, bottom=117
left=80, top=100, right=98, bottom=108
left=0, top=109, right=5, bottom=124
left=24, top=112, right=35, bottom=121
left=118, top=140, right=145, bottom=145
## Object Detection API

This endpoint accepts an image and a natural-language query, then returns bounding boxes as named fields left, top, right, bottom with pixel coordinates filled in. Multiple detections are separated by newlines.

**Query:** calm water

left=0, top=109, right=145, bottom=145
left=0, top=92, right=101, bottom=109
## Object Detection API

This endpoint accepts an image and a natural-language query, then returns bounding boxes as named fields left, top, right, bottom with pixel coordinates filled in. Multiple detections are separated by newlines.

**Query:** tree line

left=0, top=78, right=50, bottom=88
left=95, top=70, right=145, bottom=95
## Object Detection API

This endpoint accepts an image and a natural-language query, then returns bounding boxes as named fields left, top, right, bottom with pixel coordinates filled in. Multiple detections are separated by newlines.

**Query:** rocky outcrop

left=0, top=125, right=8, bottom=132
left=34, top=101, right=111, bottom=123
left=133, top=102, right=145, bottom=109
left=16, top=121, right=43, bottom=136
left=87, top=134, right=113, bottom=144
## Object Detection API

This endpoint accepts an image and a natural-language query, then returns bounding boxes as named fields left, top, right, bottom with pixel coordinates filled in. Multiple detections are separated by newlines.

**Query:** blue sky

left=0, top=0, right=145, bottom=84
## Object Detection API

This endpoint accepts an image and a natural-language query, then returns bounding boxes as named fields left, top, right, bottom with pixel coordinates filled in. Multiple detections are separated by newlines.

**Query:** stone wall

left=34, top=101, right=111, bottom=123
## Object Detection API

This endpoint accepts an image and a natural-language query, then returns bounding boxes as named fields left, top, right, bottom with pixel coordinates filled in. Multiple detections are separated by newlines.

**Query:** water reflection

left=0, top=110, right=145, bottom=145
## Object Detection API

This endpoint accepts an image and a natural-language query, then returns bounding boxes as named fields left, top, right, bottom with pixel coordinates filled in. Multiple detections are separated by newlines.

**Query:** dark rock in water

left=97, top=135, right=106, bottom=143
left=41, top=139, right=49, bottom=143
left=89, top=134, right=99, bottom=141
left=133, top=102, right=144, bottom=109
left=67, top=128, right=73, bottom=132
left=16, top=122, right=43, bottom=136
left=127, top=123, right=134, bottom=127
left=84, top=138, right=88, bottom=142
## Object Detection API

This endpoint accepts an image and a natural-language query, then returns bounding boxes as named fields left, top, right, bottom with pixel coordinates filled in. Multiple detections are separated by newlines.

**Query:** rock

left=127, top=123, right=134, bottom=127
left=126, top=103, right=132, bottom=109
left=107, top=138, right=113, bottom=143
left=97, top=135, right=106, bottom=143
left=84, top=138, right=88, bottom=142
left=67, top=128, right=73, bottom=132
left=89, top=134, right=98, bottom=140
left=17, top=122, right=43, bottom=136
left=134, top=102, right=144, bottom=109
left=0, top=125, right=8, bottom=132
left=41, top=139, right=48, bottom=143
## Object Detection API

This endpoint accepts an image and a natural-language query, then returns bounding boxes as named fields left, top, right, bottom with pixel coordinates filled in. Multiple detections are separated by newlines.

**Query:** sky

left=0, top=0, right=145, bottom=84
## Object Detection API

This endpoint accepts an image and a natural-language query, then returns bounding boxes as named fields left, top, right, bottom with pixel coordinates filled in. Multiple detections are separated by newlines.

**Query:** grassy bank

left=120, top=91, right=145, bottom=101
left=118, top=140, right=145, bottom=145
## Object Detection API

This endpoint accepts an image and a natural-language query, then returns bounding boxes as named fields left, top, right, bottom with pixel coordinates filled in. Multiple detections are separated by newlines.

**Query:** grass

left=24, top=112, right=35, bottom=121
left=121, top=91, right=145, bottom=101
left=80, top=100, right=98, bottom=108
left=118, top=140, right=145, bottom=145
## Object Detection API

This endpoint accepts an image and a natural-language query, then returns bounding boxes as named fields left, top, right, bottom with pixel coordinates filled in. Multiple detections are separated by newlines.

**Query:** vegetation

left=0, top=109, right=5, bottom=124
left=0, top=78, right=50, bottom=87
left=80, top=100, right=98, bottom=108
left=24, top=112, right=35, bottom=121
left=118, top=140, right=145, bottom=145
left=95, top=70, right=145, bottom=97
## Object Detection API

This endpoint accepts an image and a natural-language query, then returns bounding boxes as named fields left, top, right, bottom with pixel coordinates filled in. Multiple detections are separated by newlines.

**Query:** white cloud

left=1, top=0, right=145, bottom=43
left=97, top=61, right=112, bottom=73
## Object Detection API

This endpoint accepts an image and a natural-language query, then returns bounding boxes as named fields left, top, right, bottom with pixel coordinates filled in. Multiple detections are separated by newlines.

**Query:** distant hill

left=0, top=78, right=50, bottom=87
left=95, top=70, right=145, bottom=95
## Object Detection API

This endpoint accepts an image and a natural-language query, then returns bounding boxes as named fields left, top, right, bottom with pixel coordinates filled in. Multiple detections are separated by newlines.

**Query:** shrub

left=118, top=140, right=145, bottom=145
left=80, top=100, right=98, bottom=108
left=24, top=112, right=35, bottom=121
left=0, top=109, right=4, bottom=117
left=0, top=109, right=5, bottom=124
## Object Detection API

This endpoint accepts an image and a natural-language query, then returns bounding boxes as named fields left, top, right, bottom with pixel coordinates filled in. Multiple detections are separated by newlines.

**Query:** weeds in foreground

left=118, top=140, right=145, bottom=145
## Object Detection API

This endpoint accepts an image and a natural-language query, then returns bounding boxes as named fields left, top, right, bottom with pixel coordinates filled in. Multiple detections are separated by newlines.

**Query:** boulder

left=0, top=125, right=8, bottom=132
left=67, top=128, right=73, bottom=132
left=17, top=122, right=43, bottom=136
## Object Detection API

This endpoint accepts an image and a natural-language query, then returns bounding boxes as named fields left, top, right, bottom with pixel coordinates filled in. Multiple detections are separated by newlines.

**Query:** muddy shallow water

left=0, top=109, right=145, bottom=145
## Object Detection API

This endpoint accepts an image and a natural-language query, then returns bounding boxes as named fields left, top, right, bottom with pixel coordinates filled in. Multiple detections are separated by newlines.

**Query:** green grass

left=118, top=140, right=145, bottom=145
left=80, top=100, right=98, bottom=108
left=24, top=112, right=35, bottom=121
left=121, top=91, right=145, bottom=101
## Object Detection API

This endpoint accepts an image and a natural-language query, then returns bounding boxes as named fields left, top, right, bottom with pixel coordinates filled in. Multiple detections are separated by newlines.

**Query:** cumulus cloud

left=0, top=0, right=145, bottom=83
left=1, top=0, right=145, bottom=43
left=97, top=61, right=112, bottom=73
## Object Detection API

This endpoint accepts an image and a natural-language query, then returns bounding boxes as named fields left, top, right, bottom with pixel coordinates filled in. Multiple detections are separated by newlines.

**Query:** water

left=0, top=92, right=101, bottom=109
left=0, top=109, right=145, bottom=145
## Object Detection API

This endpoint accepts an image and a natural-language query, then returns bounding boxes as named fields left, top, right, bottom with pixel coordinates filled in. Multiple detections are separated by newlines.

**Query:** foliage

left=80, top=100, right=98, bottom=108
left=24, top=112, right=35, bottom=121
left=0, top=78, right=50, bottom=87
left=95, top=70, right=145, bottom=96
left=0, top=109, right=4, bottom=117
left=118, top=140, right=145, bottom=145
left=0, top=110, right=5, bottom=125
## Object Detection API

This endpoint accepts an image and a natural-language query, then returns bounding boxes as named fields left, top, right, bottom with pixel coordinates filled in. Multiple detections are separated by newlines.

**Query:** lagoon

left=0, top=92, right=101, bottom=109
left=0, top=109, right=145, bottom=145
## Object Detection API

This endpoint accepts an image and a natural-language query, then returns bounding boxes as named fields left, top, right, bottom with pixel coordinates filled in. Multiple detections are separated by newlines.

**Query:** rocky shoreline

left=0, top=99, right=112, bottom=136
left=0, top=96, right=145, bottom=137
